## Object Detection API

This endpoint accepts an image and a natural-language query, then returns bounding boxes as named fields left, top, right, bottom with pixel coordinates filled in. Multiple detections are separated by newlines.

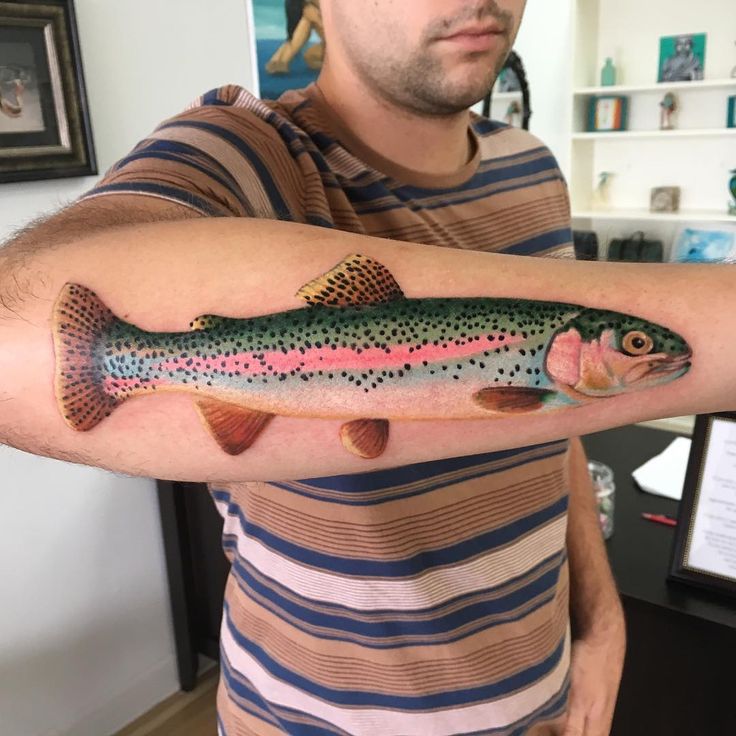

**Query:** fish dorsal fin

left=340, top=418, right=389, bottom=458
left=189, top=315, right=224, bottom=331
left=296, top=254, right=405, bottom=307
left=473, top=387, right=557, bottom=414
left=195, top=398, right=274, bottom=455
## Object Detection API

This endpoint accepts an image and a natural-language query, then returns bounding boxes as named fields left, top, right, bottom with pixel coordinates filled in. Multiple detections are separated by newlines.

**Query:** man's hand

left=564, top=436, right=627, bottom=735
left=563, top=622, right=626, bottom=736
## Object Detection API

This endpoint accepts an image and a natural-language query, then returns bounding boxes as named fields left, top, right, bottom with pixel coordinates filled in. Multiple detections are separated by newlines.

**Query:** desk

left=582, top=425, right=736, bottom=736
left=158, top=424, right=736, bottom=734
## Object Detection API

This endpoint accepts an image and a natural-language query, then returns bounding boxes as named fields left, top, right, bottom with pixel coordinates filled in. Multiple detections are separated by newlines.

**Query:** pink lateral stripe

left=153, top=334, right=524, bottom=376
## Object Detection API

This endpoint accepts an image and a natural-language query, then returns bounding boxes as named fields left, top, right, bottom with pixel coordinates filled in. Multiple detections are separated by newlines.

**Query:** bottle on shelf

left=601, top=57, right=617, bottom=87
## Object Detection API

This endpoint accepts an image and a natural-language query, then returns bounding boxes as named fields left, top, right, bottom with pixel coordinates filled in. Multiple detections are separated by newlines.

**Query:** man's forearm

left=565, top=436, right=623, bottom=638
left=0, top=216, right=733, bottom=481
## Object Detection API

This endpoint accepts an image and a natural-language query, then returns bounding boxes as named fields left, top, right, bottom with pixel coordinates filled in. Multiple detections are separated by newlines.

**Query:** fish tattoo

left=52, top=254, right=692, bottom=458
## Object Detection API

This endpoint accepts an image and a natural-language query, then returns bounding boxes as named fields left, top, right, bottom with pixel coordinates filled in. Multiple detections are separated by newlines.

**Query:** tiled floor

left=114, top=666, right=219, bottom=736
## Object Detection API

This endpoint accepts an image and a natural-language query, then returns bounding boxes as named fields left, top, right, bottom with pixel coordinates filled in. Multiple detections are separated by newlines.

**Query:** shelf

left=636, top=416, right=695, bottom=436
left=572, top=128, right=736, bottom=141
left=490, top=91, right=523, bottom=101
left=573, top=208, right=736, bottom=223
left=574, top=78, right=736, bottom=96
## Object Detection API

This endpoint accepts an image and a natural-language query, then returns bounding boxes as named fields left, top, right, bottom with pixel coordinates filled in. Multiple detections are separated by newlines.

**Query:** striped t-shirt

left=81, top=84, right=575, bottom=736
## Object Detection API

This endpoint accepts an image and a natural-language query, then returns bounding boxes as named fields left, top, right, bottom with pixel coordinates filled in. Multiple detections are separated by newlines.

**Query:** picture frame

left=0, top=0, right=96, bottom=183
left=658, top=33, right=706, bottom=83
left=250, top=0, right=324, bottom=101
left=669, top=413, right=736, bottom=598
left=650, top=186, right=680, bottom=213
left=587, top=95, right=628, bottom=132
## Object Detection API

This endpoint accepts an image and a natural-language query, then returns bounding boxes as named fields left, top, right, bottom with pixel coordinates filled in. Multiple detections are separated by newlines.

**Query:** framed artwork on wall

left=658, top=33, right=706, bottom=83
left=0, top=0, right=96, bottom=183
left=250, top=0, right=324, bottom=100
left=587, top=95, right=628, bottom=132
left=669, top=413, right=736, bottom=598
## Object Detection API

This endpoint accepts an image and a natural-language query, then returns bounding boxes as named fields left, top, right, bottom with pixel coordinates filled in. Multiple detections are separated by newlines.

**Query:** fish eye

left=622, top=330, right=653, bottom=355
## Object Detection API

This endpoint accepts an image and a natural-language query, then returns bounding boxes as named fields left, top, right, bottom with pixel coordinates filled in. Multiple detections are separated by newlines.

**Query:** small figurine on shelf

left=504, top=100, right=522, bottom=127
left=659, top=92, right=678, bottom=130
left=592, top=171, right=615, bottom=209
left=601, top=57, right=617, bottom=86
left=729, top=169, right=736, bottom=215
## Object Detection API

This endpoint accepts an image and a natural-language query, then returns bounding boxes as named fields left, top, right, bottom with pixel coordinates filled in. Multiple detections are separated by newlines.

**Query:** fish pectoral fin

left=340, top=418, right=389, bottom=458
left=296, top=254, right=405, bottom=307
left=473, top=387, right=557, bottom=414
left=195, top=398, right=274, bottom=455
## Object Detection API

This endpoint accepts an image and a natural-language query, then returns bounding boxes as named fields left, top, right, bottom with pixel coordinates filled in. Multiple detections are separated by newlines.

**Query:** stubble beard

left=346, top=32, right=512, bottom=118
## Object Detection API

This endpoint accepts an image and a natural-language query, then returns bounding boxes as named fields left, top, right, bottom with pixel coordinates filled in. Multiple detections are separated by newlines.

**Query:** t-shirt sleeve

left=77, top=85, right=302, bottom=220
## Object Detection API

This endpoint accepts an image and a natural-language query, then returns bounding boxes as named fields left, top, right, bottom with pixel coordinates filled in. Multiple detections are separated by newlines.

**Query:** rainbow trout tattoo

left=53, top=254, right=691, bottom=458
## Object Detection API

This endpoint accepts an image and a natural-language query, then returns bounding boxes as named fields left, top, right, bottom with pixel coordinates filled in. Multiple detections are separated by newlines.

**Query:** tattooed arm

left=0, top=215, right=732, bottom=481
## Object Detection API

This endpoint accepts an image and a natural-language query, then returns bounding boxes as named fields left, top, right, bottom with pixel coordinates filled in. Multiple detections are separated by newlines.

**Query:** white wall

left=485, top=0, right=575, bottom=175
left=0, top=2, right=253, bottom=735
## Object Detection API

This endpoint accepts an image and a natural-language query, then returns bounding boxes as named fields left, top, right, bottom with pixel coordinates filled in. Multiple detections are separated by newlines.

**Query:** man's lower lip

left=438, top=32, right=501, bottom=52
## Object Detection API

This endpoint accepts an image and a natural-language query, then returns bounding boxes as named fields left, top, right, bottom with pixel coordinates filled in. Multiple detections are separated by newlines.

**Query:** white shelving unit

left=568, top=0, right=735, bottom=436
left=572, top=207, right=735, bottom=223
left=568, top=0, right=736, bottom=235
left=574, top=78, right=736, bottom=96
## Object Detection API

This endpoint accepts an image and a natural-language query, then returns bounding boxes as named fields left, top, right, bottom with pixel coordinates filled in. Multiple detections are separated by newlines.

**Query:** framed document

left=587, top=95, right=628, bottom=132
left=669, top=413, right=736, bottom=597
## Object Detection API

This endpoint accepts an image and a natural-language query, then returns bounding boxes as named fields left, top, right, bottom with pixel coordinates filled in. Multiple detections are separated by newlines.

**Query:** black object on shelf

left=573, top=229, right=599, bottom=260
left=608, top=230, right=663, bottom=262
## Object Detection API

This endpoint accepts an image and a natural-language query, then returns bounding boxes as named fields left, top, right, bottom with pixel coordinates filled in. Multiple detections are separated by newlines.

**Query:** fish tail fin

left=53, top=283, right=122, bottom=431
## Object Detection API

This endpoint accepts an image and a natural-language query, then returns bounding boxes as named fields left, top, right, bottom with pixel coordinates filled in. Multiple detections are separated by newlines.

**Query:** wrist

left=573, top=594, right=625, bottom=643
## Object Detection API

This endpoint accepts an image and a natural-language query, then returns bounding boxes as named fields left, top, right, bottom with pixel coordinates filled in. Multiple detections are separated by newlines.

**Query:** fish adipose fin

left=296, top=254, right=405, bottom=307
left=196, top=398, right=274, bottom=455
left=473, top=387, right=558, bottom=414
left=53, top=283, right=122, bottom=431
left=340, top=418, right=389, bottom=458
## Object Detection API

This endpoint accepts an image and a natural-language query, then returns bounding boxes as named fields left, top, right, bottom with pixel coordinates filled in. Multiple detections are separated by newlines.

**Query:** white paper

left=631, top=436, right=691, bottom=500
left=685, top=418, right=736, bottom=579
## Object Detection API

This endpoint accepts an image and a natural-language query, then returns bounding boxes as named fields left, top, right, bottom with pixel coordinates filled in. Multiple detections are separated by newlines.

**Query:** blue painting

left=671, top=228, right=736, bottom=263
left=252, top=0, right=324, bottom=100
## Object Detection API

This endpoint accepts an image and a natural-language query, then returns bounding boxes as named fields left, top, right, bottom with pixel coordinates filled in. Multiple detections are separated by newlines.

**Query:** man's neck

left=316, top=64, right=473, bottom=177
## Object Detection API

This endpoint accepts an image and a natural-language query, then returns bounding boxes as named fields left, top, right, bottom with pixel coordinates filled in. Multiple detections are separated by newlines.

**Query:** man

left=4, top=1, right=734, bottom=734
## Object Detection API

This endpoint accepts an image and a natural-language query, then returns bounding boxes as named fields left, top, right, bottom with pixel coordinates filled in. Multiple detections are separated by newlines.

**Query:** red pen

left=641, top=512, right=677, bottom=527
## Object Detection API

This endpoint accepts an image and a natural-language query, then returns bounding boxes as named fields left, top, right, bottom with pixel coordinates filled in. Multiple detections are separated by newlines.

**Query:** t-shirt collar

left=302, top=83, right=481, bottom=189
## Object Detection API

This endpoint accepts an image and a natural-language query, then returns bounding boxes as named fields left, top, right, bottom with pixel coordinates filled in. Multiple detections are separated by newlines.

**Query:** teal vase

left=601, top=58, right=617, bottom=87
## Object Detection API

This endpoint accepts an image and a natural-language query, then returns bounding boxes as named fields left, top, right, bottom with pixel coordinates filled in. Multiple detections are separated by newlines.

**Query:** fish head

left=545, top=309, right=692, bottom=398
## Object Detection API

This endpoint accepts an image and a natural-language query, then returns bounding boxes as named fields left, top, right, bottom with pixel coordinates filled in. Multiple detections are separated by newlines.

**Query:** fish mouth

left=626, top=351, right=692, bottom=383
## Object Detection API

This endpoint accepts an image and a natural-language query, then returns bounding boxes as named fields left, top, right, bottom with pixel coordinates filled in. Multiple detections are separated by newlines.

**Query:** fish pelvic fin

left=473, top=386, right=558, bottom=414
left=340, top=418, right=389, bottom=458
left=196, top=398, right=274, bottom=455
left=53, top=283, right=121, bottom=431
left=296, top=254, right=405, bottom=307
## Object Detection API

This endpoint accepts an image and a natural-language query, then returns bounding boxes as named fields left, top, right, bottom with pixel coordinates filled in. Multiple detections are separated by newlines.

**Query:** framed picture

left=650, top=186, right=680, bottom=213
left=587, top=95, right=628, bottom=132
left=669, top=413, right=736, bottom=597
left=670, top=226, right=736, bottom=263
left=658, top=33, right=706, bottom=83
left=250, top=0, right=324, bottom=100
left=0, top=0, right=95, bottom=183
